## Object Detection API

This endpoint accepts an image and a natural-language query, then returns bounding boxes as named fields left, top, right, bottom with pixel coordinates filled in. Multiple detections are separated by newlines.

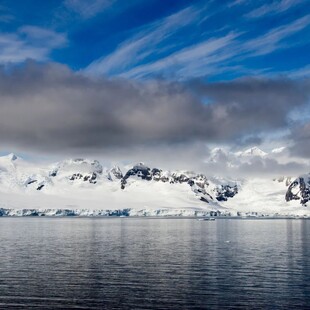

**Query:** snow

left=271, top=147, right=286, bottom=154
left=235, top=146, right=267, bottom=157
left=222, top=177, right=309, bottom=216
left=0, top=153, right=309, bottom=217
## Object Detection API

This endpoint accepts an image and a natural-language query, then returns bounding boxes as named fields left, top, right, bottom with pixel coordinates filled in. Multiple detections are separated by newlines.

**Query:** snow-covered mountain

left=235, top=146, right=268, bottom=157
left=0, top=154, right=238, bottom=215
left=0, top=152, right=309, bottom=217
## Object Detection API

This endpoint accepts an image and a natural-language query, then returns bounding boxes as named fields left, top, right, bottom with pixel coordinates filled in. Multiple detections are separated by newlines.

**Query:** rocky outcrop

left=285, top=174, right=310, bottom=206
left=69, top=172, right=98, bottom=184
left=215, top=184, right=238, bottom=201
left=120, top=163, right=238, bottom=203
left=0, top=153, right=239, bottom=206
left=107, top=166, right=123, bottom=181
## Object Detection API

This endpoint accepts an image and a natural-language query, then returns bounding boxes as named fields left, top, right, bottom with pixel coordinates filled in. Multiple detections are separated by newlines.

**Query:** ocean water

left=0, top=218, right=309, bottom=309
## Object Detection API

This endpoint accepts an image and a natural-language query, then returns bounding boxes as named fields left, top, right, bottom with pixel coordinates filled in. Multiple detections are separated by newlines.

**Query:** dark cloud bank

left=0, top=61, right=309, bottom=160
left=289, top=122, right=310, bottom=158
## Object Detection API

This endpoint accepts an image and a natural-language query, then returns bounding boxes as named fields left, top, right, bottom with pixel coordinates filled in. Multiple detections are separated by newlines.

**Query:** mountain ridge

left=0, top=152, right=309, bottom=216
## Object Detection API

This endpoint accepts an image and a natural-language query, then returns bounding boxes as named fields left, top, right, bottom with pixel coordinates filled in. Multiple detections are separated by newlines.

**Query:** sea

left=0, top=217, right=309, bottom=309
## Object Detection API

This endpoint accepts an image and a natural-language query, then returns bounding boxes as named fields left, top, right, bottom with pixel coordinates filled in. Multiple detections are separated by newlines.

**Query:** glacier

left=0, top=149, right=309, bottom=217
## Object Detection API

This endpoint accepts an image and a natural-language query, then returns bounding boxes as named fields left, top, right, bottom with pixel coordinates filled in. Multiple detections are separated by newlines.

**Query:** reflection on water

left=0, top=218, right=309, bottom=309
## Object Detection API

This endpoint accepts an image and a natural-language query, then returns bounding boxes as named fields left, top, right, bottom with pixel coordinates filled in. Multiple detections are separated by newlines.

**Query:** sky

left=0, top=0, right=309, bottom=175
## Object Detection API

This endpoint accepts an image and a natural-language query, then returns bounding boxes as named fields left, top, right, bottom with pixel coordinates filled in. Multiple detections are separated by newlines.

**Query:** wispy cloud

left=246, top=0, right=303, bottom=19
left=108, top=15, right=309, bottom=80
left=119, top=32, right=240, bottom=79
left=0, top=4, right=14, bottom=23
left=84, top=6, right=202, bottom=76
left=228, top=0, right=249, bottom=7
left=278, top=65, right=310, bottom=79
left=0, top=26, right=67, bottom=64
left=241, top=14, right=310, bottom=56
left=20, top=26, right=67, bottom=48
left=64, top=0, right=115, bottom=19
left=83, top=0, right=309, bottom=81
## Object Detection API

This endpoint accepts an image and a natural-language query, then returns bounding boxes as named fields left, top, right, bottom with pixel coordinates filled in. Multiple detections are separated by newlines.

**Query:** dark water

left=0, top=218, right=309, bottom=309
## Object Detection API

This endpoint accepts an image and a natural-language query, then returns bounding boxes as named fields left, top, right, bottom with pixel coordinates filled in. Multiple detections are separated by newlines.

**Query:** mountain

left=0, top=154, right=238, bottom=215
left=120, top=162, right=237, bottom=202
left=0, top=153, right=309, bottom=217
left=285, top=174, right=310, bottom=206
left=235, top=146, right=267, bottom=157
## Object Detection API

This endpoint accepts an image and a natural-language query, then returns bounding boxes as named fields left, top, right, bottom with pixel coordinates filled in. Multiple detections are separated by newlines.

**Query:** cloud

left=241, top=14, right=310, bottom=56
left=228, top=0, right=249, bottom=7
left=235, top=135, right=263, bottom=147
left=0, top=62, right=309, bottom=159
left=192, top=77, right=310, bottom=137
left=232, top=157, right=307, bottom=177
left=64, top=0, right=115, bottom=18
left=101, top=142, right=211, bottom=173
left=0, top=26, right=67, bottom=64
left=119, top=32, right=239, bottom=80
left=246, top=0, right=303, bottom=19
left=85, top=6, right=200, bottom=76
left=0, top=62, right=211, bottom=154
left=0, top=4, right=14, bottom=23
left=85, top=8, right=310, bottom=80
left=203, top=147, right=309, bottom=178
left=279, top=65, right=310, bottom=79
left=289, top=122, right=310, bottom=158
left=223, top=158, right=306, bottom=178
left=19, top=26, right=67, bottom=48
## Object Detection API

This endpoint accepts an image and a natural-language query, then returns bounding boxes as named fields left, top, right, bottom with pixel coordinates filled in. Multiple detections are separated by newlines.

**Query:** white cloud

left=0, top=26, right=67, bottom=64
left=0, top=4, right=14, bottom=23
left=84, top=6, right=201, bottom=76
left=241, top=14, right=310, bottom=56
left=19, top=26, right=67, bottom=48
left=119, top=32, right=240, bottom=79
left=82, top=0, right=309, bottom=81
left=64, top=0, right=115, bottom=18
left=110, top=14, right=309, bottom=80
left=246, top=0, right=303, bottom=19
left=280, top=65, right=310, bottom=79
left=203, top=145, right=309, bottom=178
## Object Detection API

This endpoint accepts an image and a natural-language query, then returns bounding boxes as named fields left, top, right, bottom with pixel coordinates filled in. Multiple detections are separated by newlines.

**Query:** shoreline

left=0, top=215, right=309, bottom=220
left=1, top=207, right=309, bottom=219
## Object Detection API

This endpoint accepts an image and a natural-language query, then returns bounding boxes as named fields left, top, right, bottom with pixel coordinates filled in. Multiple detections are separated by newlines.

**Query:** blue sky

left=0, top=0, right=309, bottom=81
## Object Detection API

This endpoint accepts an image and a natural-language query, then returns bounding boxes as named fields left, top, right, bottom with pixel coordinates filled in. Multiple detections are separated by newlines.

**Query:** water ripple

left=0, top=218, right=309, bottom=309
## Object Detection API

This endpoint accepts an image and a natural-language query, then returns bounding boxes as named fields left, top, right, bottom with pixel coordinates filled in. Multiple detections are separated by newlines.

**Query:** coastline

left=0, top=208, right=309, bottom=219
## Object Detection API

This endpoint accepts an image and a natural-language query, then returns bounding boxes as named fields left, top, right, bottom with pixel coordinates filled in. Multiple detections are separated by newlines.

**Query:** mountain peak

left=241, top=146, right=267, bottom=157
left=1, top=153, right=19, bottom=161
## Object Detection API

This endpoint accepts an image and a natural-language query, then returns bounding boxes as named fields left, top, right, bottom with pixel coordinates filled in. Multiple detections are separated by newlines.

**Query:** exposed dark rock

left=49, top=170, right=57, bottom=177
left=188, top=180, right=195, bottom=186
left=119, top=163, right=238, bottom=204
left=171, top=173, right=190, bottom=183
left=285, top=175, right=310, bottom=206
left=27, top=180, right=37, bottom=185
left=37, top=184, right=44, bottom=190
left=216, top=185, right=238, bottom=202
left=108, top=166, right=123, bottom=181
left=69, top=172, right=97, bottom=184
left=89, top=172, right=97, bottom=184
left=121, top=163, right=152, bottom=188
left=70, top=173, right=83, bottom=181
